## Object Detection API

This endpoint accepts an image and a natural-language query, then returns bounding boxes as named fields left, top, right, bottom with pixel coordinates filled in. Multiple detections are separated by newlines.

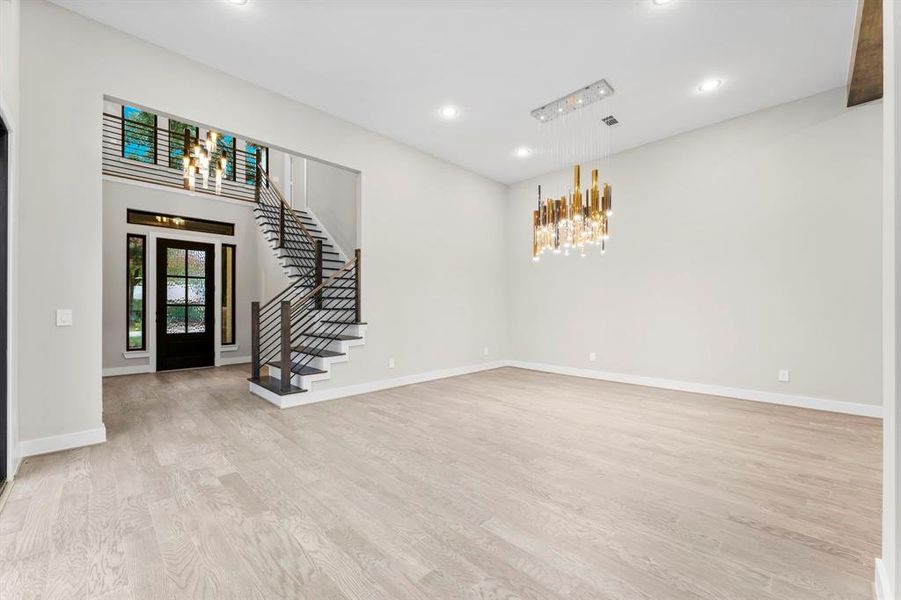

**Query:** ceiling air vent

left=602, top=115, right=619, bottom=127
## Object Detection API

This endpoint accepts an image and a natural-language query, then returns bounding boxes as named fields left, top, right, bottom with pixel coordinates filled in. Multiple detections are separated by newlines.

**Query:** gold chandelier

left=182, top=130, right=228, bottom=195
left=532, top=164, right=612, bottom=260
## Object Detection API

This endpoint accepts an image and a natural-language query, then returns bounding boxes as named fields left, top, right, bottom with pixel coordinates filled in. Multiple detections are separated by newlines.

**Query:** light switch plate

left=56, top=309, right=73, bottom=327
left=388, top=357, right=396, bottom=369
left=778, top=369, right=791, bottom=383
left=589, top=352, right=597, bottom=362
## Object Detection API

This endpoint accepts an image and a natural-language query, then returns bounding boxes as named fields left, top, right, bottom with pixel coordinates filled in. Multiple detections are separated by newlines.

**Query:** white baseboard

left=251, top=360, right=507, bottom=409
left=102, top=364, right=152, bottom=377
left=506, top=361, right=883, bottom=418
left=19, top=425, right=107, bottom=458
left=876, top=559, right=894, bottom=600
left=218, top=354, right=251, bottom=366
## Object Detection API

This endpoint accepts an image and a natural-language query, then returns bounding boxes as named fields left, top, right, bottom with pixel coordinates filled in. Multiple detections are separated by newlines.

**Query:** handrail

left=255, top=166, right=318, bottom=248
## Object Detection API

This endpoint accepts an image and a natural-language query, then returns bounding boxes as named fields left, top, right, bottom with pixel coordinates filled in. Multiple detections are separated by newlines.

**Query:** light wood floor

left=0, top=366, right=881, bottom=599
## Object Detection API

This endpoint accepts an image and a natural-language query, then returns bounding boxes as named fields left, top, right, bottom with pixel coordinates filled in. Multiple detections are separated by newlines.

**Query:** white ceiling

left=52, top=0, right=857, bottom=184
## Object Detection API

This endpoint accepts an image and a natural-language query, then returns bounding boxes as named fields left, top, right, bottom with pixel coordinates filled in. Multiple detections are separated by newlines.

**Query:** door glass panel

left=187, top=250, right=205, bottom=276
left=187, top=278, right=205, bottom=303
left=167, top=248, right=186, bottom=276
left=187, top=306, right=205, bottom=333
left=166, top=306, right=186, bottom=334
left=167, top=278, right=186, bottom=304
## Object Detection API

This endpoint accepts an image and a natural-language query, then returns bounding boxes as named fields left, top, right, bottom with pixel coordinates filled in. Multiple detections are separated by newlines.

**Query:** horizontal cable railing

left=101, top=112, right=260, bottom=203
left=250, top=160, right=362, bottom=392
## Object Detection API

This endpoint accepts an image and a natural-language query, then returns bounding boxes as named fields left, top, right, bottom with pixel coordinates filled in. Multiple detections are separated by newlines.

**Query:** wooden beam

left=847, top=0, right=883, bottom=107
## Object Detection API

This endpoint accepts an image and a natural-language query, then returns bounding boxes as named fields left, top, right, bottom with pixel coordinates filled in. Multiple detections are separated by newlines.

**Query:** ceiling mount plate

left=531, top=79, right=615, bottom=123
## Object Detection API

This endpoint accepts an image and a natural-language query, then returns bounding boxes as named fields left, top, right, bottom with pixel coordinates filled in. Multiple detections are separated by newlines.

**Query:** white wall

left=506, top=88, right=882, bottom=411
left=18, top=0, right=507, bottom=446
left=881, top=0, right=901, bottom=597
left=306, top=159, right=358, bottom=257
left=0, top=0, right=20, bottom=478
left=101, top=180, right=288, bottom=372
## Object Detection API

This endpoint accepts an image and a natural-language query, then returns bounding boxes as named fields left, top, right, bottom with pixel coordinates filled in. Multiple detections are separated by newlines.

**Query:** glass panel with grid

left=165, top=247, right=206, bottom=334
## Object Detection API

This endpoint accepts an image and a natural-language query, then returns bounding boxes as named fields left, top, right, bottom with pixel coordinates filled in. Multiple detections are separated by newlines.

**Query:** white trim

left=250, top=361, right=507, bottom=409
left=102, top=364, right=153, bottom=377
left=121, top=350, right=150, bottom=359
left=219, top=354, right=250, bottom=366
left=876, top=559, right=894, bottom=600
left=220, top=344, right=240, bottom=353
left=19, top=426, right=106, bottom=458
left=506, top=361, right=883, bottom=418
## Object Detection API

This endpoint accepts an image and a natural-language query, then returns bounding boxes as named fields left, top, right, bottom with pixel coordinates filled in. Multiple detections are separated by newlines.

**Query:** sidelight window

left=126, top=234, right=146, bottom=350
left=221, top=244, right=236, bottom=345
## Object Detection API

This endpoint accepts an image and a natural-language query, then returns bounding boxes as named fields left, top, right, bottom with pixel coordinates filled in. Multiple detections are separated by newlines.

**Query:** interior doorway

left=155, top=238, right=215, bottom=371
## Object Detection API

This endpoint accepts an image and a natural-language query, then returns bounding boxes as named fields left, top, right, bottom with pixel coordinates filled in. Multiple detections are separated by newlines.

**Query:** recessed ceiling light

left=439, top=105, right=460, bottom=119
left=698, top=78, right=723, bottom=93
left=514, top=146, right=532, bottom=158
left=228, top=0, right=248, bottom=4
left=652, top=0, right=674, bottom=5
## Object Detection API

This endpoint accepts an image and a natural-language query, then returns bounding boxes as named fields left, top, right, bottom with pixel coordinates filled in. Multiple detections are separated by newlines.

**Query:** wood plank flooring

left=0, top=366, right=881, bottom=599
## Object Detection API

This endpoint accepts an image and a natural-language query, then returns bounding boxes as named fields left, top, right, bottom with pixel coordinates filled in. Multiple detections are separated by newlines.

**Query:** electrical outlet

left=483, top=346, right=489, bottom=356
left=589, top=352, right=597, bottom=362
left=778, top=369, right=791, bottom=383
left=388, top=357, right=396, bottom=369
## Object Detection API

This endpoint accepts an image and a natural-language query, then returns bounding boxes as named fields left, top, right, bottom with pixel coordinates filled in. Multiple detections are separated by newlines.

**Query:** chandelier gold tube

left=591, top=169, right=600, bottom=217
left=532, top=210, right=540, bottom=259
left=572, top=165, right=582, bottom=219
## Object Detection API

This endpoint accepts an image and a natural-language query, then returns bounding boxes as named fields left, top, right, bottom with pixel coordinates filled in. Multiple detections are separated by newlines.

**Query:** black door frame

left=155, top=238, right=215, bottom=371
left=0, top=114, right=8, bottom=485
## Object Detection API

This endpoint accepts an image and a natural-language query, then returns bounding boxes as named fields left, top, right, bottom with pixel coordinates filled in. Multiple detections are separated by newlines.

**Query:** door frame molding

left=0, top=93, right=17, bottom=482
left=143, top=230, right=226, bottom=373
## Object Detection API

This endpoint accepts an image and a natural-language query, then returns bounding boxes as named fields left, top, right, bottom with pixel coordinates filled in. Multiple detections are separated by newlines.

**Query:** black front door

left=156, top=238, right=215, bottom=371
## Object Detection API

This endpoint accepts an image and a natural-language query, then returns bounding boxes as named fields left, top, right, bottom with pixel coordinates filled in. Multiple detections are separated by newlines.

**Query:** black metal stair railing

left=249, top=162, right=362, bottom=393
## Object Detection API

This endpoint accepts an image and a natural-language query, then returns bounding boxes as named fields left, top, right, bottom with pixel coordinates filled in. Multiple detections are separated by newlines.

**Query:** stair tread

left=302, top=333, right=362, bottom=341
left=292, top=345, right=345, bottom=358
left=321, top=319, right=367, bottom=325
left=247, top=375, right=306, bottom=395
left=267, top=361, right=327, bottom=376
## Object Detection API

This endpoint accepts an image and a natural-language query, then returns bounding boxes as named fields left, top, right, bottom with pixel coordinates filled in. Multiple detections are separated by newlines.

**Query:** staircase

left=248, top=164, right=365, bottom=407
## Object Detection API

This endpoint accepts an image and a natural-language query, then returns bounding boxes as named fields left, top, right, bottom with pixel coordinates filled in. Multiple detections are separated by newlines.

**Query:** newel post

left=354, top=248, right=362, bottom=324
left=250, top=301, right=260, bottom=380
left=279, top=300, right=292, bottom=392
left=315, top=240, right=323, bottom=310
